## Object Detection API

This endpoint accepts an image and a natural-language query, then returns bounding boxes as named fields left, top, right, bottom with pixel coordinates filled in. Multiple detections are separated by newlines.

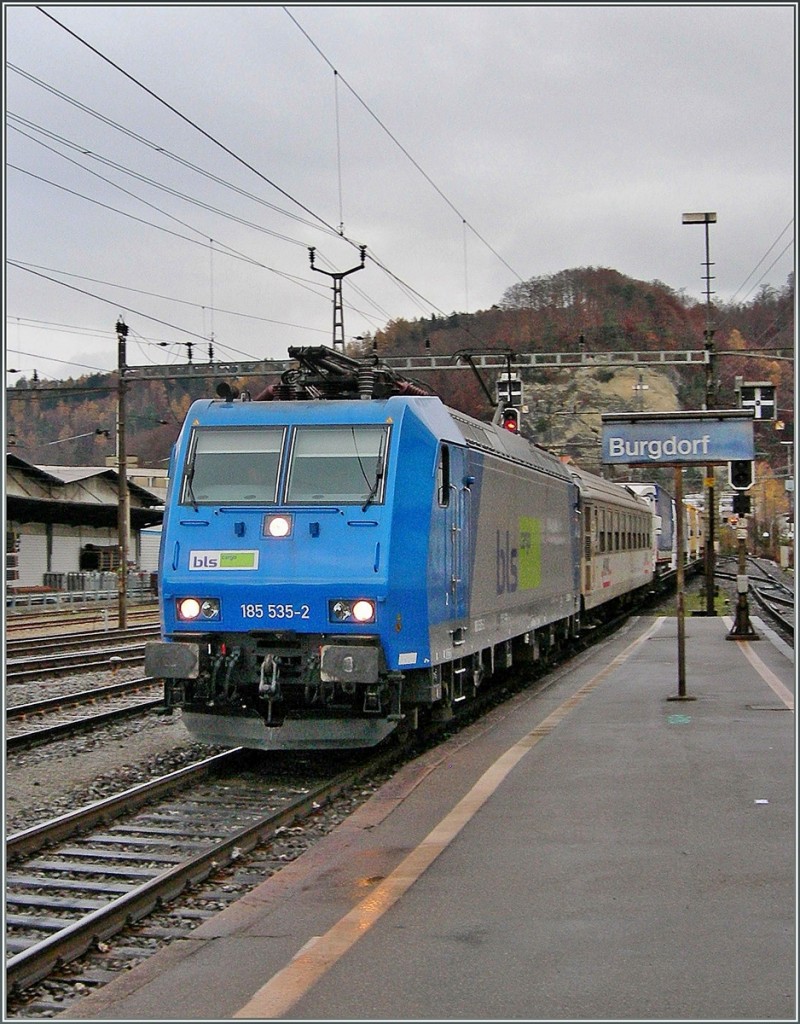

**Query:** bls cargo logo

left=496, top=517, right=541, bottom=594
left=189, top=550, right=259, bottom=570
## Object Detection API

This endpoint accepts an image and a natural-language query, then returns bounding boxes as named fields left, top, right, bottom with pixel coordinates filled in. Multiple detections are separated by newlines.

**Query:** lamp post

left=682, top=211, right=717, bottom=615
left=116, top=318, right=130, bottom=629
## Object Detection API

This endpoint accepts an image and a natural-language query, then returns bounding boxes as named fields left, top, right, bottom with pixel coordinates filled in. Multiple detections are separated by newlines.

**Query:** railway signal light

left=501, top=407, right=520, bottom=434
left=732, top=493, right=751, bottom=515
left=729, top=460, right=753, bottom=490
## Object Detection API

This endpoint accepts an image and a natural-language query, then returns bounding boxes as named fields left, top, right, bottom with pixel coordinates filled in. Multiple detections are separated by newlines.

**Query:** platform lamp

left=116, top=317, right=130, bottom=630
left=682, top=211, right=718, bottom=615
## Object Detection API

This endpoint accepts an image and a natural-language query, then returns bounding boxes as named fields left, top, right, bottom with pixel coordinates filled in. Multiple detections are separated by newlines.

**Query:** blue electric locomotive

left=145, top=348, right=585, bottom=750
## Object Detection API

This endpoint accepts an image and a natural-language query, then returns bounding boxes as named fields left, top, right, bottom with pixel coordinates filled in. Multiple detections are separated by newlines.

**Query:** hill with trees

left=6, top=267, right=794, bottom=498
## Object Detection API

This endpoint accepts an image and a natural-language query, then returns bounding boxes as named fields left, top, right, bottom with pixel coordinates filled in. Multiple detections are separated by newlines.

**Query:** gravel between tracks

left=5, top=674, right=224, bottom=834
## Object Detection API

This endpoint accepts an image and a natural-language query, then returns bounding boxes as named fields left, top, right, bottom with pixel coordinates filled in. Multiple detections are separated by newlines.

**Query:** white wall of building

left=139, top=527, right=162, bottom=572
left=50, top=526, right=82, bottom=574
left=17, top=526, right=48, bottom=587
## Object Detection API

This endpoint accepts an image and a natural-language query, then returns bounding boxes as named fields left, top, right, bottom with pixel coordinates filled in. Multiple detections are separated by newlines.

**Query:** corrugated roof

left=36, top=465, right=113, bottom=484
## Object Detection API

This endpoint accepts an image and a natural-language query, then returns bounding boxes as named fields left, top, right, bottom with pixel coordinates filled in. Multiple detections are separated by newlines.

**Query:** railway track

left=749, top=582, right=794, bottom=636
left=6, top=678, right=165, bottom=751
left=5, top=747, right=393, bottom=997
left=6, top=643, right=149, bottom=684
left=6, top=603, right=160, bottom=637
left=5, top=625, right=160, bottom=659
left=716, top=556, right=794, bottom=640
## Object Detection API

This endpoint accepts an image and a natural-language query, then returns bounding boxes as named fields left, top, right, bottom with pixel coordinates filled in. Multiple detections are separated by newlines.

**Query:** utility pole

left=309, top=246, right=367, bottom=352
left=116, top=317, right=130, bottom=630
left=682, top=211, right=717, bottom=615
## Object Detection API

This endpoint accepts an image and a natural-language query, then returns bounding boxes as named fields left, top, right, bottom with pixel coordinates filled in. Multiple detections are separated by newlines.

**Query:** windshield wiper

left=361, top=433, right=387, bottom=512
left=184, top=463, right=199, bottom=512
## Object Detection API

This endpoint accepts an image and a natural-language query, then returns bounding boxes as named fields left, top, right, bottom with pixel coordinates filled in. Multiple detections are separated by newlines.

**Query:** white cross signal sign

left=740, top=383, right=776, bottom=420
left=497, top=377, right=523, bottom=405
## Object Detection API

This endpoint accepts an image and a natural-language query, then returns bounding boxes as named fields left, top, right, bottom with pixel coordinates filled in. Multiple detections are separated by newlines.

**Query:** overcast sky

left=4, top=3, right=796, bottom=385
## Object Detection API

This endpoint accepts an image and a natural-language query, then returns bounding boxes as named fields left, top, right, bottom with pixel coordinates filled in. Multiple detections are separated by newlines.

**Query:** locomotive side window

left=437, top=445, right=451, bottom=507
left=182, top=427, right=284, bottom=504
left=286, top=425, right=389, bottom=504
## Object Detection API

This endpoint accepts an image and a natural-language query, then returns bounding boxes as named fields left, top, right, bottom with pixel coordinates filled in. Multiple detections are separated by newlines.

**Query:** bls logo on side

left=496, top=530, right=518, bottom=595
left=189, top=550, right=259, bottom=570
left=191, top=553, right=219, bottom=569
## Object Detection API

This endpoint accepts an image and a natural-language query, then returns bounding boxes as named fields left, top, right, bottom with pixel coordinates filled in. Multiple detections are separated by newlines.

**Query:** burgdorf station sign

left=601, top=410, right=755, bottom=466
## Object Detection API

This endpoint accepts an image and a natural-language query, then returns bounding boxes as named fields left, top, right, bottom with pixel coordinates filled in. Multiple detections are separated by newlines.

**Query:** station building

left=6, top=452, right=165, bottom=601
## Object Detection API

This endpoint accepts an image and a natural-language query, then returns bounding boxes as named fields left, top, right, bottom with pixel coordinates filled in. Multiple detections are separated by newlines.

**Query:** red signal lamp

left=502, top=407, right=520, bottom=433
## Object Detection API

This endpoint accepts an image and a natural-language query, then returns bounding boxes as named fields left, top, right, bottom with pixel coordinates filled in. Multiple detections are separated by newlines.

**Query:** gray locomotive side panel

left=466, top=450, right=579, bottom=648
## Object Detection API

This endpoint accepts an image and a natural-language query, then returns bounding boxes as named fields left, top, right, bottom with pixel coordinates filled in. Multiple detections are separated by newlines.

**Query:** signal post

left=727, top=460, right=759, bottom=641
left=496, top=363, right=524, bottom=435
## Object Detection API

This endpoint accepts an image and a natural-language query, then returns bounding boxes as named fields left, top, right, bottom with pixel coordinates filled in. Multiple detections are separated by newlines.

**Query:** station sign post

left=601, top=410, right=756, bottom=701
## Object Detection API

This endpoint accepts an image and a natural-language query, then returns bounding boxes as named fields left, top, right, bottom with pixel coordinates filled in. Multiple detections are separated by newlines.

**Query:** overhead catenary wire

left=8, top=63, right=341, bottom=232
left=10, top=123, right=399, bottom=328
left=712, top=237, right=794, bottom=342
left=6, top=282, right=330, bottom=338
left=725, top=220, right=794, bottom=308
left=283, top=7, right=526, bottom=289
left=12, top=8, right=793, bottom=382
left=35, top=8, right=345, bottom=241
left=8, top=116, right=325, bottom=248
left=22, top=15, right=794, bottom=320
left=31, top=10, right=525, bottom=320
left=9, top=62, right=413, bottom=324
left=9, top=67, right=430, bottom=324
left=6, top=162, right=397, bottom=326
left=10, top=262, right=223, bottom=346
left=31, top=6, right=435, bottom=325
left=334, top=69, right=345, bottom=236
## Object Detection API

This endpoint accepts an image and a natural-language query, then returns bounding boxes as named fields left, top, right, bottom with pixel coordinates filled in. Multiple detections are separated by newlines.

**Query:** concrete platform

left=59, top=615, right=795, bottom=1021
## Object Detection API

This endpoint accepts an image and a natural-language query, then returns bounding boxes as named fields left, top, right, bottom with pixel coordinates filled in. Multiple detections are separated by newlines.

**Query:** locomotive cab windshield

left=182, top=426, right=284, bottom=505
left=180, top=422, right=390, bottom=507
left=285, top=424, right=389, bottom=505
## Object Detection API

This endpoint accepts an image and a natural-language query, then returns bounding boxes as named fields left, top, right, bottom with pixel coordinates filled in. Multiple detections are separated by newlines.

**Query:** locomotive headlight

left=264, top=514, right=293, bottom=539
left=328, top=598, right=376, bottom=624
left=352, top=599, right=376, bottom=623
left=177, top=597, right=220, bottom=621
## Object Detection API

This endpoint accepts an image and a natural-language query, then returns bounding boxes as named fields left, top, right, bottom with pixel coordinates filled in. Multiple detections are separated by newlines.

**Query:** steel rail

left=6, top=647, right=146, bottom=684
left=7, top=677, right=159, bottom=720
left=5, top=757, right=381, bottom=995
left=6, top=627, right=159, bottom=657
left=6, top=697, right=165, bottom=751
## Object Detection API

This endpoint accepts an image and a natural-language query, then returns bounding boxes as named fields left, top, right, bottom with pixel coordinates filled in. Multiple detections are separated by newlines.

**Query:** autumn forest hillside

left=6, top=267, right=795, bottom=494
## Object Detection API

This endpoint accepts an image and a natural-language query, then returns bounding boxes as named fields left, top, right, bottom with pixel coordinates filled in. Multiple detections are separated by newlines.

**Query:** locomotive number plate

left=240, top=603, right=311, bottom=620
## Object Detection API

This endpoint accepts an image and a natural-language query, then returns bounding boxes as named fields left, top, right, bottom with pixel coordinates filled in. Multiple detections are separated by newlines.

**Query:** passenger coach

left=570, top=467, right=654, bottom=617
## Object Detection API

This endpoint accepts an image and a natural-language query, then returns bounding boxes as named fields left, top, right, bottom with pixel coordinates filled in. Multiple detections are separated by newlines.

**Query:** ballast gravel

left=5, top=666, right=226, bottom=834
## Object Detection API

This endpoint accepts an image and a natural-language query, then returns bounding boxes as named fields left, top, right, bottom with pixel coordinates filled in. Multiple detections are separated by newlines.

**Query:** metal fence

left=7, top=571, right=158, bottom=610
